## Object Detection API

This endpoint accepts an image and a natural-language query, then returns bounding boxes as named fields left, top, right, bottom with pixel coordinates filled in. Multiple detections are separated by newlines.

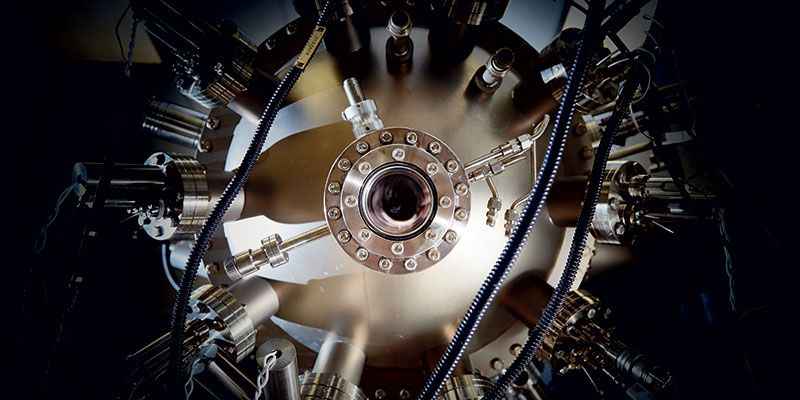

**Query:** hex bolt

left=344, top=195, right=358, bottom=208
left=205, top=117, right=221, bottom=130
left=375, top=389, right=388, bottom=400
left=337, top=158, right=352, bottom=171
left=337, top=230, right=351, bottom=242
left=404, top=258, right=417, bottom=271
left=424, top=229, right=436, bottom=241
left=428, top=141, right=442, bottom=154
left=392, top=148, right=406, bottom=160
left=445, top=159, right=459, bottom=173
left=355, top=247, right=369, bottom=261
left=356, top=141, right=370, bottom=154
left=455, top=183, right=469, bottom=196
left=379, top=258, right=393, bottom=271
left=199, top=140, right=212, bottom=153
left=444, top=230, right=458, bottom=243
left=427, top=248, right=440, bottom=261
left=405, top=131, right=418, bottom=144
left=380, top=131, right=394, bottom=143
left=399, top=389, right=411, bottom=400
left=391, top=242, right=405, bottom=255
left=358, top=228, right=371, bottom=241
left=358, top=162, right=372, bottom=174
left=327, top=182, right=341, bottom=194
left=510, top=344, right=522, bottom=356
left=327, top=207, right=341, bottom=220
left=439, top=196, right=452, bottom=208
left=426, top=163, right=438, bottom=175
left=455, top=208, right=468, bottom=221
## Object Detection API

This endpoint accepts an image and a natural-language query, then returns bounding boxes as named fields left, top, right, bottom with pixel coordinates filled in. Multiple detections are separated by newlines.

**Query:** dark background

left=9, top=1, right=799, bottom=399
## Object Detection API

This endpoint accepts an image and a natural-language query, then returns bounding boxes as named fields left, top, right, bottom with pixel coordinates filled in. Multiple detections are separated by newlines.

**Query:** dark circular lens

left=362, top=164, right=435, bottom=239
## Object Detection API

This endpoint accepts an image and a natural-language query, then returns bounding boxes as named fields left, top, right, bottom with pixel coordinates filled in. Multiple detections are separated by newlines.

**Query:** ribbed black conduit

left=167, top=0, right=337, bottom=393
left=415, top=1, right=606, bottom=399
left=483, top=65, right=642, bottom=400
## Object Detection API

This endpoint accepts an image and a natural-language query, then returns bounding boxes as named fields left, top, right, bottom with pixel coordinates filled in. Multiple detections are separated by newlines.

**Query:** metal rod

left=281, top=225, right=330, bottom=252
left=343, top=78, right=366, bottom=106
left=608, top=141, right=652, bottom=160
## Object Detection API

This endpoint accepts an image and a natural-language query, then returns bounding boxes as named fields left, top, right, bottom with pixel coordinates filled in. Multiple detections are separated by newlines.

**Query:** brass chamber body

left=219, top=22, right=595, bottom=373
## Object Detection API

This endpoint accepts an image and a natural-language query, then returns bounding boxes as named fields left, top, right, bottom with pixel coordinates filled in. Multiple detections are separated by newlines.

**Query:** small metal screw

left=358, top=162, right=372, bottom=174
left=391, top=242, right=405, bottom=255
left=405, top=131, right=418, bottom=144
left=205, top=117, right=220, bottom=130
left=378, top=258, right=393, bottom=271
left=399, top=389, right=411, bottom=400
left=392, top=148, right=406, bottom=160
left=428, top=142, right=442, bottom=154
left=337, top=230, right=351, bottom=242
left=404, top=258, right=417, bottom=271
left=444, top=230, right=458, bottom=243
left=327, top=182, right=341, bottom=194
left=380, top=131, right=394, bottom=143
left=327, top=207, right=341, bottom=220
left=337, top=158, right=352, bottom=171
left=356, top=141, right=370, bottom=154
left=580, top=146, right=595, bottom=160
left=587, top=308, right=597, bottom=319
left=355, top=247, right=369, bottom=261
left=491, top=358, right=505, bottom=371
left=510, top=344, right=522, bottom=356
left=427, top=248, right=440, bottom=261
left=424, top=229, right=436, bottom=241
left=207, top=262, right=220, bottom=274
left=199, top=140, right=212, bottom=153
left=439, top=196, right=452, bottom=208
left=426, top=163, right=438, bottom=175
left=555, top=350, right=565, bottom=359
left=455, top=183, right=469, bottom=196
left=455, top=208, right=468, bottom=221
left=445, top=160, right=459, bottom=173
left=344, top=195, right=358, bottom=208
left=375, top=389, right=387, bottom=400
left=614, top=222, right=626, bottom=236
left=358, top=228, right=371, bottom=241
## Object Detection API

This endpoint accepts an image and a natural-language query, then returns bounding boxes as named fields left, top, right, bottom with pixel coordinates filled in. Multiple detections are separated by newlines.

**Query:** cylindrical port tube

left=257, top=338, right=301, bottom=400
left=312, top=340, right=366, bottom=385
left=72, top=162, right=167, bottom=208
left=142, top=99, right=207, bottom=149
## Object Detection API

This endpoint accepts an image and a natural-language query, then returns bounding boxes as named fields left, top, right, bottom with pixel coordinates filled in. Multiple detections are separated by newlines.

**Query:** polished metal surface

left=300, top=372, right=367, bottom=400
left=591, top=160, right=647, bottom=245
left=223, top=25, right=592, bottom=368
left=312, top=340, right=367, bottom=386
left=438, top=374, right=491, bottom=400
left=325, top=127, right=471, bottom=274
left=257, top=338, right=302, bottom=400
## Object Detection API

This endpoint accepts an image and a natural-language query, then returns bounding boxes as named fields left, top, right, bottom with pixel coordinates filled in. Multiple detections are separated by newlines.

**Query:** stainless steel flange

left=324, top=127, right=471, bottom=274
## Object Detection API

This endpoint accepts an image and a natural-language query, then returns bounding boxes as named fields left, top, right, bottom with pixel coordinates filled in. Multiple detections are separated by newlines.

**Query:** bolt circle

left=355, top=247, right=369, bottom=261
left=405, top=131, right=418, bottom=144
left=327, top=207, right=341, bottom=220
left=427, top=248, right=440, bottom=261
left=428, top=141, right=442, bottom=154
left=455, top=183, right=469, bottom=196
left=378, top=258, right=393, bottom=271
left=355, top=141, right=370, bottom=154
left=358, top=162, right=372, bottom=174
left=445, top=159, right=459, bottom=173
left=380, top=131, right=393, bottom=143
left=337, top=158, right=352, bottom=171
left=444, top=230, right=458, bottom=243
left=392, top=148, right=406, bottom=160
left=337, top=230, right=351, bottom=242
left=404, top=258, right=417, bottom=271
left=426, top=163, right=438, bottom=175
left=439, top=196, right=452, bottom=208
left=391, top=242, right=405, bottom=255
left=327, top=182, right=341, bottom=194
left=455, top=208, right=468, bottom=221
left=344, top=195, right=358, bottom=208
left=358, top=228, right=371, bottom=241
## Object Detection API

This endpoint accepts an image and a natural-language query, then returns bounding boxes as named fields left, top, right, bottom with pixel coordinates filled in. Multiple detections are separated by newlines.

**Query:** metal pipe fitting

left=341, top=78, right=384, bottom=138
